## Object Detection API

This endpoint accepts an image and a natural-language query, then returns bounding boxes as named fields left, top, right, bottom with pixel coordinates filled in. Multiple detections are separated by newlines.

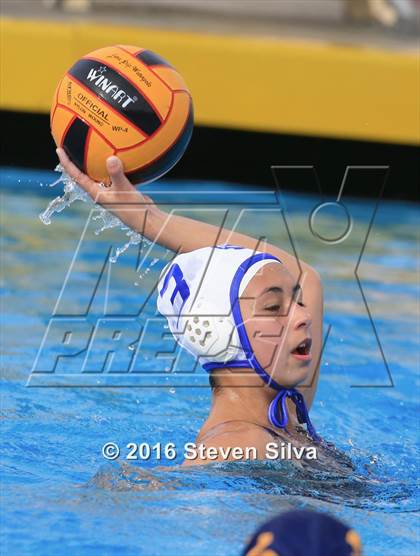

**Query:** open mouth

left=291, top=338, right=312, bottom=359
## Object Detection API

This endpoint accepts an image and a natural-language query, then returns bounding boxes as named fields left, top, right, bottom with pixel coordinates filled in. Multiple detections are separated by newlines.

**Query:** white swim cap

left=157, top=244, right=282, bottom=371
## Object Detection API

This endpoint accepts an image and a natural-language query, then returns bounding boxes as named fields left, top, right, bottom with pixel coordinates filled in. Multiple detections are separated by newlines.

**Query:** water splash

left=38, top=165, right=161, bottom=266
left=92, top=209, right=123, bottom=235
left=134, top=255, right=163, bottom=283
left=39, top=165, right=92, bottom=225
left=109, top=230, right=146, bottom=264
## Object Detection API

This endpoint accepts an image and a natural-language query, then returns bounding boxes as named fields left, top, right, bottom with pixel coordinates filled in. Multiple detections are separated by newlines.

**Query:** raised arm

left=57, top=150, right=314, bottom=274
left=57, top=150, right=322, bottom=408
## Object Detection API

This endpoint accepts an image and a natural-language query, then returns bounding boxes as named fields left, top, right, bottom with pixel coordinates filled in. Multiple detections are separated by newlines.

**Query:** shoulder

left=183, top=421, right=274, bottom=466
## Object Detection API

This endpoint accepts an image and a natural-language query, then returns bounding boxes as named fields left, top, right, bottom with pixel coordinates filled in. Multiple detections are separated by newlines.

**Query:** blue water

left=1, top=167, right=419, bottom=555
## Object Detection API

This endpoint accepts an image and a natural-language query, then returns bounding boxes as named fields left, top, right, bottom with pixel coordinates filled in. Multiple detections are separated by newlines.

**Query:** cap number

left=159, top=264, right=190, bottom=323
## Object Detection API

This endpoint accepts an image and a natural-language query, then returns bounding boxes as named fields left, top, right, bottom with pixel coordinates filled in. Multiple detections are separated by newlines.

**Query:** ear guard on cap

left=157, top=246, right=254, bottom=365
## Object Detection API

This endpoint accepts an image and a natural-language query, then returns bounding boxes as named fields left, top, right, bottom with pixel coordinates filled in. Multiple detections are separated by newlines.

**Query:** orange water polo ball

left=50, top=45, right=193, bottom=185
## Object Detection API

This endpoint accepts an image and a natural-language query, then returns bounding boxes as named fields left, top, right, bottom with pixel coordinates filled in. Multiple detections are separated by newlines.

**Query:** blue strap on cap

left=269, top=389, right=320, bottom=442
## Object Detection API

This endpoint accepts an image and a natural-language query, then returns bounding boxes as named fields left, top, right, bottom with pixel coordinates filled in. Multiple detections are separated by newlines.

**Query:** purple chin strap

left=203, top=252, right=320, bottom=443
left=268, top=389, right=320, bottom=442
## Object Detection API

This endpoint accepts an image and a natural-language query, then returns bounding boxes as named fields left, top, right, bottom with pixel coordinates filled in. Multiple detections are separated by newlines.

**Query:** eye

left=293, top=288, right=305, bottom=307
left=265, top=304, right=281, bottom=312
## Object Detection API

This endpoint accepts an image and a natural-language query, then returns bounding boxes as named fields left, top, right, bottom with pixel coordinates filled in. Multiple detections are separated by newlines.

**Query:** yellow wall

left=1, top=16, right=419, bottom=144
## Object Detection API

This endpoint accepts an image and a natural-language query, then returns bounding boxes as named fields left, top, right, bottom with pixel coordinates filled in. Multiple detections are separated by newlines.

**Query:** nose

left=293, top=303, right=312, bottom=331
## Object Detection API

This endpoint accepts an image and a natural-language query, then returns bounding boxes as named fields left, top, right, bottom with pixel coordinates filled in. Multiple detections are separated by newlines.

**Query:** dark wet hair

left=209, top=373, right=217, bottom=390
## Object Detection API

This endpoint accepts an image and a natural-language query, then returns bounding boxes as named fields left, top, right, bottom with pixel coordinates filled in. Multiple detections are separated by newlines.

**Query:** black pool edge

left=1, top=110, right=419, bottom=201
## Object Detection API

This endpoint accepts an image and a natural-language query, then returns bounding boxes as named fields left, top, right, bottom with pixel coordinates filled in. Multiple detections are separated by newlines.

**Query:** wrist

left=144, top=204, right=166, bottom=244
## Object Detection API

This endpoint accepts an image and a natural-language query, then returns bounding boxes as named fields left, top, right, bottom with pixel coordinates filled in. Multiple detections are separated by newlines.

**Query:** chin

left=273, top=365, right=311, bottom=388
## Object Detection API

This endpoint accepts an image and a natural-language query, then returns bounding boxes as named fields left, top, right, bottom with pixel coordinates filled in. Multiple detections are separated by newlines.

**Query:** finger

left=106, top=156, right=133, bottom=191
left=56, top=148, right=100, bottom=197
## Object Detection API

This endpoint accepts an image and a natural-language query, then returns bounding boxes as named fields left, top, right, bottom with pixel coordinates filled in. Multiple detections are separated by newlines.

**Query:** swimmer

left=57, top=150, right=346, bottom=468
left=242, top=510, right=363, bottom=556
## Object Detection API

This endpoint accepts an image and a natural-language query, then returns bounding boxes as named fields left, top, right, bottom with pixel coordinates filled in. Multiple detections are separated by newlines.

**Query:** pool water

left=1, top=167, right=419, bottom=555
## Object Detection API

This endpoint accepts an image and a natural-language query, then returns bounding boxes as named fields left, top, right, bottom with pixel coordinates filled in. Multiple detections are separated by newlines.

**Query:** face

left=239, top=263, right=313, bottom=388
